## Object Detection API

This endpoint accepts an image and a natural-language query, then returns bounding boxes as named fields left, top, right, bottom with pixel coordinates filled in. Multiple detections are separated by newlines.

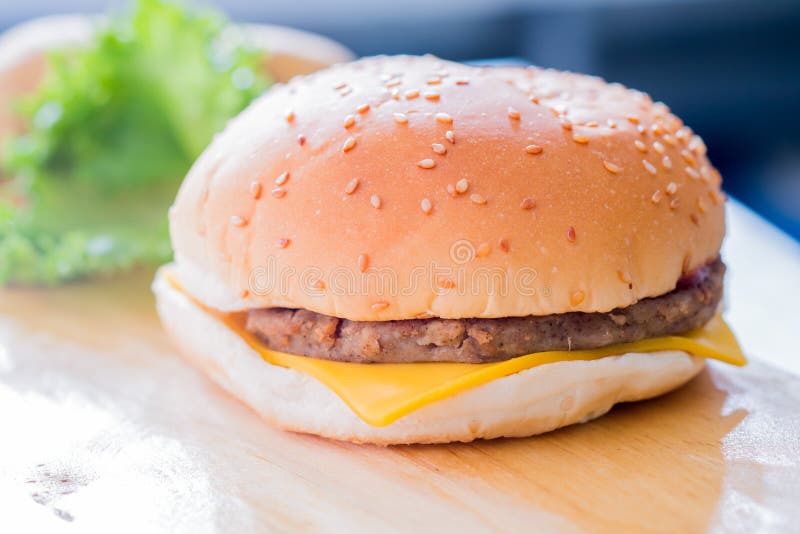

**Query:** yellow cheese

left=168, top=275, right=746, bottom=427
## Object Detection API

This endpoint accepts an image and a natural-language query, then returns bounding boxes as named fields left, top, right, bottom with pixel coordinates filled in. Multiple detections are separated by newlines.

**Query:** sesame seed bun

left=153, top=267, right=705, bottom=445
left=170, top=55, right=726, bottom=320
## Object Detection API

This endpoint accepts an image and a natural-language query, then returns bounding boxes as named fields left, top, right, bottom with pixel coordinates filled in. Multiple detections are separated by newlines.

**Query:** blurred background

left=3, top=0, right=799, bottom=240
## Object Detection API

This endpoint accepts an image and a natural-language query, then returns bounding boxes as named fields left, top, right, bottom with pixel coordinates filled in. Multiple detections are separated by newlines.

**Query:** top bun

left=170, top=55, right=726, bottom=321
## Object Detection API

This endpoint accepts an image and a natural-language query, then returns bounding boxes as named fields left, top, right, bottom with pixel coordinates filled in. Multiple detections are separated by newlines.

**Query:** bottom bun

left=153, top=267, right=705, bottom=445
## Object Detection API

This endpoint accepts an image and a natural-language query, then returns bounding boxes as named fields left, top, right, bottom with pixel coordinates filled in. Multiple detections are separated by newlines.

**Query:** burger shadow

left=390, top=367, right=747, bottom=532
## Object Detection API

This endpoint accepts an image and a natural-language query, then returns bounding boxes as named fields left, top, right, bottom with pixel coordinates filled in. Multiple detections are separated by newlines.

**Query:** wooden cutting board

left=0, top=270, right=798, bottom=533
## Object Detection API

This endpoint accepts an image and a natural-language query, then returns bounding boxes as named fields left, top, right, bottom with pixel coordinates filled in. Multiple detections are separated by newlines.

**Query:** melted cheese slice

left=169, top=276, right=746, bottom=427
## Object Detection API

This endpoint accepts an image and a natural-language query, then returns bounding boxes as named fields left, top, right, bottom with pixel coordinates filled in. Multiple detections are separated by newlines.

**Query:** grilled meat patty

left=245, top=259, right=724, bottom=363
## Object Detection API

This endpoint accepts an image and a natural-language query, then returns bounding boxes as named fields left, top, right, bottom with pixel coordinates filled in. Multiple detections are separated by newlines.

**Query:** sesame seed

left=676, top=127, right=692, bottom=142
left=423, top=91, right=440, bottom=101
left=653, top=141, right=665, bottom=154
left=570, top=290, right=585, bottom=306
left=663, top=133, right=677, bottom=146
left=393, top=113, right=409, bottom=124
left=370, top=195, right=381, bottom=209
left=312, top=279, right=326, bottom=290
left=603, top=161, right=621, bottom=174
left=271, top=187, right=286, bottom=198
left=680, top=149, right=697, bottom=167
left=285, top=109, right=295, bottom=123
left=343, top=114, right=356, bottom=128
left=455, top=178, right=469, bottom=193
left=651, top=190, right=663, bottom=204
left=431, top=143, right=447, bottom=155
left=697, top=197, right=708, bottom=213
left=437, top=278, right=457, bottom=289
left=420, top=198, right=433, bottom=214
left=607, top=119, right=618, bottom=129
left=230, top=215, right=247, bottom=226
left=426, top=77, right=442, bottom=85
left=662, top=155, right=673, bottom=169
left=626, top=115, right=640, bottom=124
left=586, top=121, right=599, bottom=128
left=525, top=144, right=543, bottom=154
left=690, top=213, right=700, bottom=225
left=405, top=89, right=420, bottom=100
left=357, top=103, right=370, bottom=114
left=643, top=160, right=658, bottom=175
left=529, top=95, right=540, bottom=104
left=297, top=134, right=306, bottom=146
left=417, top=158, right=436, bottom=169
left=567, top=226, right=576, bottom=243
left=572, top=134, right=589, bottom=144
left=476, top=243, right=491, bottom=257
left=685, top=166, right=700, bottom=180
left=339, top=87, right=353, bottom=96
left=239, top=289, right=250, bottom=299
left=358, top=253, right=369, bottom=272
left=651, top=124, right=664, bottom=136
left=276, top=237, right=291, bottom=249
left=446, top=184, right=457, bottom=197
left=390, top=88, right=400, bottom=100
left=343, top=137, right=357, bottom=152
left=499, top=238, right=510, bottom=252
left=250, top=181, right=262, bottom=199
left=666, top=182, right=678, bottom=195
left=455, top=78, right=470, bottom=85
left=275, top=171, right=290, bottom=186
left=470, top=193, right=487, bottom=205
left=435, top=112, right=453, bottom=124
left=637, top=124, right=647, bottom=135
left=334, top=82, right=347, bottom=90
left=445, top=130, right=455, bottom=144
left=617, top=270, right=632, bottom=284
left=371, top=301, right=390, bottom=311
left=508, top=107, right=521, bottom=120
left=520, top=197, right=535, bottom=210
left=669, top=198, right=680, bottom=210
left=344, top=178, right=359, bottom=195
left=634, top=139, right=647, bottom=153
left=386, top=79, right=402, bottom=88
left=561, top=119, right=573, bottom=131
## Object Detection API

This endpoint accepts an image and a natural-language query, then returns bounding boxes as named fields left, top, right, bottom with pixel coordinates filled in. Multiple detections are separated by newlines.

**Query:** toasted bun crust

left=170, top=55, right=726, bottom=320
left=153, top=267, right=705, bottom=445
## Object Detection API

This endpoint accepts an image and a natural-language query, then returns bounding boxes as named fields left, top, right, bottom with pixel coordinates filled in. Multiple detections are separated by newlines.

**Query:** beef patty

left=245, top=259, right=724, bottom=364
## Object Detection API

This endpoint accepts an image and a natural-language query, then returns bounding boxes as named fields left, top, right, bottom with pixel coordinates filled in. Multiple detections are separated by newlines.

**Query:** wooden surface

left=1, top=13, right=799, bottom=531
left=1, top=204, right=800, bottom=533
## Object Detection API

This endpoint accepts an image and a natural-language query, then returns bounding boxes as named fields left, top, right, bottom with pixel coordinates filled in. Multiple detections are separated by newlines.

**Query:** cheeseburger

left=154, top=55, right=745, bottom=444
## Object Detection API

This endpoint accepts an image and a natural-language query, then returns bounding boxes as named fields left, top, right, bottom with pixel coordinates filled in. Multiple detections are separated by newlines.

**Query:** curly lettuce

left=1, top=0, right=270, bottom=284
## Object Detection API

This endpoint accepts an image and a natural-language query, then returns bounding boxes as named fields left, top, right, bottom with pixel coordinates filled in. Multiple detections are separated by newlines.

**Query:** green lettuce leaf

left=1, top=0, right=270, bottom=285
